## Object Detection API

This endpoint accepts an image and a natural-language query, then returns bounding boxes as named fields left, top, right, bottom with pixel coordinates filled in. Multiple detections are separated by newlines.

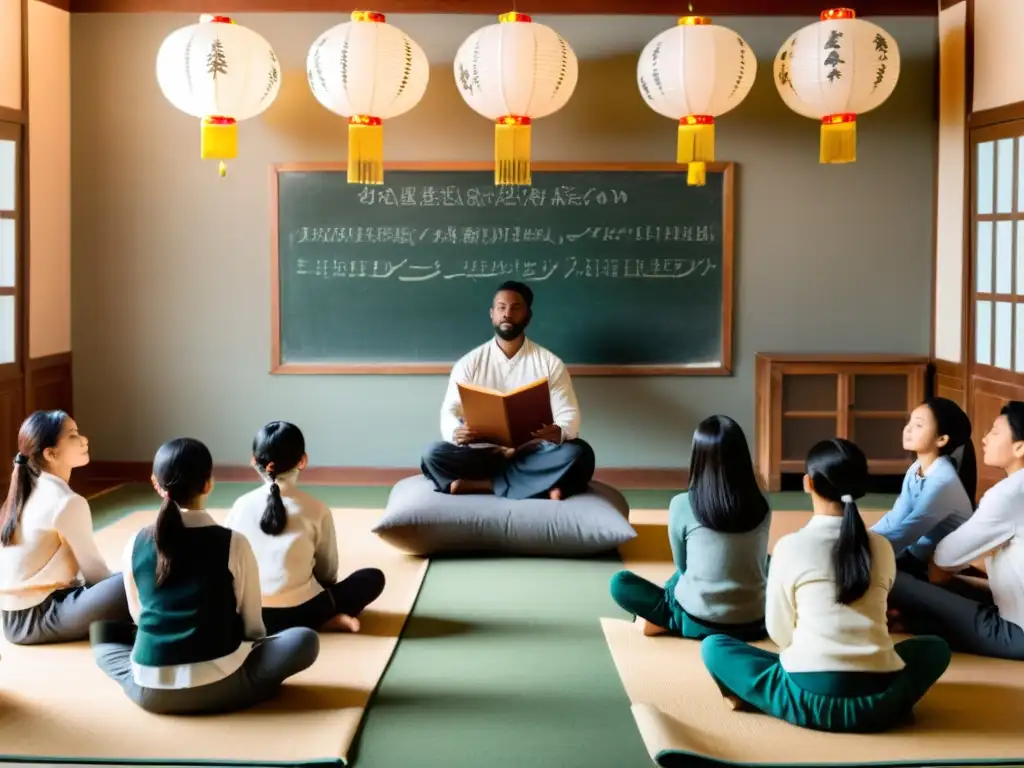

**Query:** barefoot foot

left=548, top=487, right=563, bottom=501
left=322, top=614, right=361, bottom=633
left=639, top=618, right=668, bottom=636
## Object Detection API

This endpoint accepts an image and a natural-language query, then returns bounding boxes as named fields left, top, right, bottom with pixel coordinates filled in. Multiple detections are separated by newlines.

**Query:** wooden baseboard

left=77, top=461, right=688, bottom=490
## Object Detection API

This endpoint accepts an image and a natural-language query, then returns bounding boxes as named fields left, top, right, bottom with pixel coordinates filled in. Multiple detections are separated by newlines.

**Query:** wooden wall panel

left=970, top=375, right=1024, bottom=498
left=26, top=351, right=71, bottom=414
left=0, top=374, right=24, bottom=495
left=934, top=360, right=967, bottom=407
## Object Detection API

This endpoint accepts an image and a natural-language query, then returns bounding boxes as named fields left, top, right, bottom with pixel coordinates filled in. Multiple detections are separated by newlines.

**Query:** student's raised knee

left=287, top=626, right=321, bottom=672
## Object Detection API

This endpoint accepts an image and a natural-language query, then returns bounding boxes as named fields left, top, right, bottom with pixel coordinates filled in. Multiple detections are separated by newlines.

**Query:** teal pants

left=609, top=570, right=767, bottom=641
left=700, top=634, right=951, bottom=733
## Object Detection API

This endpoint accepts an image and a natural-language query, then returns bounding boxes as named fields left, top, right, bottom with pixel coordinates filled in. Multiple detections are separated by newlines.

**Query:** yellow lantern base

left=348, top=116, right=384, bottom=185
left=494, top=116, right=532, bottom=186
left=820, top=114, right=857, bottom=164
left=677, top=116, right=714, bottom=187
left=201, top=116, right=237, bottom=177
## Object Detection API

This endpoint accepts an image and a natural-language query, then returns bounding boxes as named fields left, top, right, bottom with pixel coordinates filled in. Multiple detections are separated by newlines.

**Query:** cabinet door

left=779, top=372, right=841, bottom=472
left=848, top=372, right=913, bottom=473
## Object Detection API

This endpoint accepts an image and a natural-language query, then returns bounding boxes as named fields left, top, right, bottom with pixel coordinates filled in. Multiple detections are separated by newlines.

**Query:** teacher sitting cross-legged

left=420, top=281, right=596, bottom=501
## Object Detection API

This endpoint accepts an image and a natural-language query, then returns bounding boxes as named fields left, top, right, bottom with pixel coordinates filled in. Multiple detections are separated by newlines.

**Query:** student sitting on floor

left=701, top=437, right=951, bottom=733
left=90, top=437, right=319, bottom=715
left=0, top=410, right=131, bottom=644
left=224, top=421, right=385, bottom=634
left=608, top=415, right=770, bottom=640
left=888, top=401, right=1024, bottom=661
left=870, top=397, right=976, bottom=579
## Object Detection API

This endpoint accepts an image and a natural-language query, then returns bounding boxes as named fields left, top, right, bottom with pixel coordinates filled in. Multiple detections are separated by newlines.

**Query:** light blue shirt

left=870, top=456, right=974, bottom=562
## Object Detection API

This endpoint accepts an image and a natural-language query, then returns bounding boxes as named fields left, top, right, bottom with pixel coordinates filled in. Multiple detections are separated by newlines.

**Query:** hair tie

left=840, top=494, right=854, bottom=503
left=13, top=453, right=27, bottom=466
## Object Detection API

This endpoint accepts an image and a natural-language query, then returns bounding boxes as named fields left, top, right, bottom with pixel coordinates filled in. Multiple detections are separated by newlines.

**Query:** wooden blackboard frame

left=269, top=161, right=735, bottom=376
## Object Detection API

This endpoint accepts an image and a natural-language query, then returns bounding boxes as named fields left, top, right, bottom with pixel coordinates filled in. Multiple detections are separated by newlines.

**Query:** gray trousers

left=889, top=571, right=1024, bottom=660
left=420, top=438, right=596, bottom=500
left=2, top=574, right=131, bottom=645
left=92, top=627, right=320, bottom=715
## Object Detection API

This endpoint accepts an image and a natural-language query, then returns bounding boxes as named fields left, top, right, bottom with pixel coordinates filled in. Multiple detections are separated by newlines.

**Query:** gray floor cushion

left=372, top=474, right=636, bottom=556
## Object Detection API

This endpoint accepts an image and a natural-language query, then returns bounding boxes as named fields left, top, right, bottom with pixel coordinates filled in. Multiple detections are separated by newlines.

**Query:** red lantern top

left=499, top=11, right=532, bottom=23
left=820, top=8, right=856, bottom=20
left=199, top=14, right=234, bottom=23
left=351, top=10, right=386, bottom=22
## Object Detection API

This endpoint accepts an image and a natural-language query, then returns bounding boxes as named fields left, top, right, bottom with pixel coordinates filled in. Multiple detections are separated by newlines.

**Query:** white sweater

left=223, top=470, right=338, bottom=609
left=768, top=515, right=905, bottom=673
left=0, top=472, right=112, bottom=611
left=934, top=468, right=1024, bottom=628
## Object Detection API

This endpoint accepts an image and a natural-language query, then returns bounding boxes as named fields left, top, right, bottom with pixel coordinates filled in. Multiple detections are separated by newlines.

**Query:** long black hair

left=252, top=421, right=305, bottom=536
left=0, top=411, right=69, bottom=546
left=806, top=438, right=872, bottom=605
left=151, top=438, right=213, bottom=586
left=922, top=397, right=977, bottom=503
left=688, top=415, right=769, bottom=534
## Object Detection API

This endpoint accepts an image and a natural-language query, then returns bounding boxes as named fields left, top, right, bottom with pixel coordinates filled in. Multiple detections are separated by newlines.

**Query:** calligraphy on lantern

left=354, top=184, right=628, bottom=207
left=293, top=257, right=718, bottom=281
left=293, top=224, right=717, bottom=247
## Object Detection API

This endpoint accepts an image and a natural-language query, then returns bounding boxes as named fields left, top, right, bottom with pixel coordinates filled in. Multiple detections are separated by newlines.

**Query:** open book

left=457, top=378, right=554, bottom=449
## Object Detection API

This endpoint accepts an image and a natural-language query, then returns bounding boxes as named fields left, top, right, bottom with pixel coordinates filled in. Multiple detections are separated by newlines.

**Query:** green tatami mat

left=350, top=556, right=651, bottom=768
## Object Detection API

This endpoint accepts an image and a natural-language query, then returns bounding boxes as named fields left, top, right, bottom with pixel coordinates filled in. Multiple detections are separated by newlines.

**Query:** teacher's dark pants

left=420, top=439, right=596, bottom=500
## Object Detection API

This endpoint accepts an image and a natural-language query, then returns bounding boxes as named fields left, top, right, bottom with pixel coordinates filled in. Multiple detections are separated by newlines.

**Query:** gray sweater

left=669, top=491, right=771, bottom=624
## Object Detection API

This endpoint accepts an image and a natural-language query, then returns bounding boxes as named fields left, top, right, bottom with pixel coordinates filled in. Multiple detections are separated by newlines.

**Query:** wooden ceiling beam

left=69, top=0, right=937, bottom=15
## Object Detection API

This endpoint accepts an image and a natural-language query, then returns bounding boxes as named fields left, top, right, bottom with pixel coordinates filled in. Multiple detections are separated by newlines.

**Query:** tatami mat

left=0, top=508, right=428, bottom=766
left=605, top=509, right=1024, bottom=767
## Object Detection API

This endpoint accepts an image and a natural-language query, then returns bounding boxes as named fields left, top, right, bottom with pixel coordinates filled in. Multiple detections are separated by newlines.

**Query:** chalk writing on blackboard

left=293, top=257, right=718, bottom=282
left=293, top=224, right=717, bottom=247
left=356, top=185, right=629, bottom=208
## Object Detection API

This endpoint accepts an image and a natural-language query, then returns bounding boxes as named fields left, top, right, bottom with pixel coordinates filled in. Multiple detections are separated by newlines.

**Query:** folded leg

left=420, top=441, right=509, bottom=494
left=889, top=572, right=1024, bottom=659
left=499, top=438, right=596, bottom=500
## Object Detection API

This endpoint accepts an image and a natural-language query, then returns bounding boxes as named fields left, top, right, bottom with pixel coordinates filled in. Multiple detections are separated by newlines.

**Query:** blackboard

left=270, top=162, right=734, bottom=375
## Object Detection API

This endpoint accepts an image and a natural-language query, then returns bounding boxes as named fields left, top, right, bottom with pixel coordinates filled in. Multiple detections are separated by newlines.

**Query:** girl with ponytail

left=91, top=437, right=320, bottom=714
left=700, top=438, right=951, bottom=733
left=0, top=410, right=130, bottom=645
left=871, top=397, right=976, bottom=578
left=224, top=422, right=385, bottom=635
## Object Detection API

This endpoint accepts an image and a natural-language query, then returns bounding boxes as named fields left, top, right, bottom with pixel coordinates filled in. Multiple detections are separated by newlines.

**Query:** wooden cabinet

left=754, top=353, right=929, bottom=491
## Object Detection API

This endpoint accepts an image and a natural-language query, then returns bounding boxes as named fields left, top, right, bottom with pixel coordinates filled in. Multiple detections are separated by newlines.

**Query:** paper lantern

left=637, top=16, right=756, bottom=186
left=774, top=8, right=900, bottom=164
left=453, top=12, right=578, bottom=186
left=307, top=11, right=430, bottom=185
left=156, top=15, right=280, bottom=177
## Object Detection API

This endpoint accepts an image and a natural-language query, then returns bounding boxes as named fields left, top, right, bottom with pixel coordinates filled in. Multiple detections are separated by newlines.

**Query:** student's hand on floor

left=928, top=561, right=954, bottom=584
left=531, top=424, right=562, bottom=443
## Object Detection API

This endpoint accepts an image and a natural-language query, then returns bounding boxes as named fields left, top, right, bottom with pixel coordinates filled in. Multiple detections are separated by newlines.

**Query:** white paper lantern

left=156, top=14, right=280, bottom=176
left=774, top=8, right=900, bottom=164
left=638, top=15, right=756, bottom=186
left=453, top=12, right=578, bottom=185
left=308, top=10, right=430, bottom=185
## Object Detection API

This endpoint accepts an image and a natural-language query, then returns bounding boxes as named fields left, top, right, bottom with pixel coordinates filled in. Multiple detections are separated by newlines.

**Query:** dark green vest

left=130, top=524, right=243, bottom=667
